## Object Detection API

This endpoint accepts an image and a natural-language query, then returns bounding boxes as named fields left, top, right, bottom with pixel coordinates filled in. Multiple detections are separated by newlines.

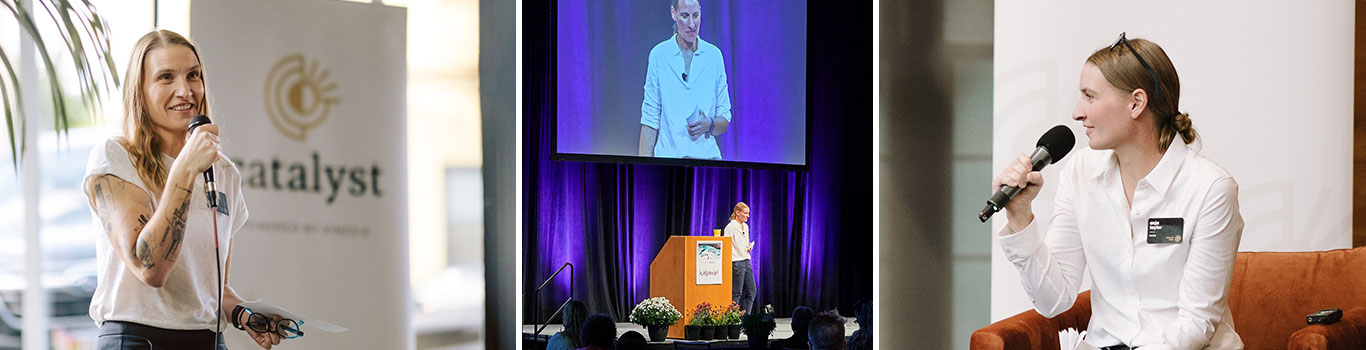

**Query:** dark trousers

left=97, top=321, right=226, bottom=350
left=732, top=259, right=757, bottom=315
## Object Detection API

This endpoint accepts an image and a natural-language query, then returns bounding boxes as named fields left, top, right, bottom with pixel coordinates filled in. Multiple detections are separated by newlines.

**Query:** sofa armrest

left=1288, top=307, right=1366, bottom=350
left=970, top=291, right=1093, bottom=350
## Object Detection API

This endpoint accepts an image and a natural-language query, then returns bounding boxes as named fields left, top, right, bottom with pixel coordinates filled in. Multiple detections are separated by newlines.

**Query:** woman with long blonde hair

left=83, top=29, right=287, bottom=350
left=723, top=201, right=756, bottom=315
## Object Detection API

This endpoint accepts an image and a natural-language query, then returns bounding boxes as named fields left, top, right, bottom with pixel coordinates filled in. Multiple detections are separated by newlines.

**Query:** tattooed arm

left=86, top=170, right=198, bottom=288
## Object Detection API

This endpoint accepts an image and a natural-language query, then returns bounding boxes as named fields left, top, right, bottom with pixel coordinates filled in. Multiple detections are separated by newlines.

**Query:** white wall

left=991, top=1, right=1354, bottom=321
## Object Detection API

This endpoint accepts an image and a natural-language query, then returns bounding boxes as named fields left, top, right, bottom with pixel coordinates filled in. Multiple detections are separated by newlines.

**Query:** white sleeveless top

left=82, top=138, right=248, bottom=331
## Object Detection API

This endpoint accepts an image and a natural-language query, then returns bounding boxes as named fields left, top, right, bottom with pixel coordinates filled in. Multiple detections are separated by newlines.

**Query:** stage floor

left=522, top=317, right=860, bottom=347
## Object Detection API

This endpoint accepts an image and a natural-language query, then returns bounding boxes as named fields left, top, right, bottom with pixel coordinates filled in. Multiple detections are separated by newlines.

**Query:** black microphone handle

left=202, top=163, right=218, bottom=208
left=193, top=134, right=216, bottom=206
left=188, top=122, right=218, bottom=207
left=187, top=116, right=217, bottom=184
left=978, top=147, right=1053, bottom=222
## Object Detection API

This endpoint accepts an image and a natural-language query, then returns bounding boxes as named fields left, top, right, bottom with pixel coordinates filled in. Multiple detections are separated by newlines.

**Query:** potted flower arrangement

left=628, top=297, right=681, bottom=342
left=739, top=305, right=777, bottom=349
left=719, top=302, right=744, bottom=339
left=684, top=305, right=704, bottom=340
left=687, top=302, right=716, bottom=340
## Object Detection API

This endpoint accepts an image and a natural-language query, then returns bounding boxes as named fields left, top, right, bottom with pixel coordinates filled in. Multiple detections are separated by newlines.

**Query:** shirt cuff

left=997, top=220, right=1043, bottom=265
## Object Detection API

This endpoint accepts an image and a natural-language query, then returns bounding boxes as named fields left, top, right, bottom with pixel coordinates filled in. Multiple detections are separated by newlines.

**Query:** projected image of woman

left=638, top=0, right=732, bottom=159
left=992, top=33, right=1243, bottom=349
left=83, top=30, right=289, bottom=349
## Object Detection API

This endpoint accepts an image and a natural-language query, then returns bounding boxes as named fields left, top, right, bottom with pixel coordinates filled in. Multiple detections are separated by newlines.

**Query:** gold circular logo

left=264, top=54, right=339, bottom=141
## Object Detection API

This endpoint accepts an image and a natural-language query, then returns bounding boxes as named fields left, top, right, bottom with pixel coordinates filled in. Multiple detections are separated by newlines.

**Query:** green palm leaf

left=1, top=0, right=119, bottom=168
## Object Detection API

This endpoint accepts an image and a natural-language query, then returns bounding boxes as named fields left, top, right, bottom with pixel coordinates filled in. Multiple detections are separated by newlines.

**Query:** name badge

left=1147, top=217, right=1184, bottom=244
left=208, top=190, right=229, bottom=216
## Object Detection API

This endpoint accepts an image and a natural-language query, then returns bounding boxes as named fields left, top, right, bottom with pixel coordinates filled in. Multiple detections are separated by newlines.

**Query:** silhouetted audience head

left=580, top=313, right=617, bottom=349
left=847, top=301, right=872, bottom=350
left=853, top=300, right=871, bottom=329
left=562, top=300, right=590, bottom=348
left=791, top=306, right=816, bottom=336
left=807, top=314, right=845, bottom=350
left=615, top=330, right=647, bottom=350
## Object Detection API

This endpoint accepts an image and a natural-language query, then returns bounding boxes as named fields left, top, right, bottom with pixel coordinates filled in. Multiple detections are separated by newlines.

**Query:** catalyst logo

left=239, top=54, right=382, bottom=205
left=264, top=54, right=339, bottom=141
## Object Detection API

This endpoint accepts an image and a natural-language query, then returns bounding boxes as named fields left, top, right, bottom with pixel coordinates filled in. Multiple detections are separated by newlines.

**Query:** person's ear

left=1129, top=89, right=1148, bottom=120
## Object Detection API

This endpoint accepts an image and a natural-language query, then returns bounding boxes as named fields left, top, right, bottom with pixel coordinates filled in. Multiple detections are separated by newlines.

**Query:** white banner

left=991, top=1, right=1352, bottom=321
left=696, top=241, right=724, bottom=285
left=190, top=0, right=409, bottom=348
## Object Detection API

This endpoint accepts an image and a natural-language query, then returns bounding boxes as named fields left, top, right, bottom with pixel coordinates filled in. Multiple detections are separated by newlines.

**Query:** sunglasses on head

left=1111, top=32, right=1162, bottom=100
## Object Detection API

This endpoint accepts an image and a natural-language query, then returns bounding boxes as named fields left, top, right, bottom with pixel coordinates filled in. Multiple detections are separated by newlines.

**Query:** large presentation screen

left=554, top=0, right=808, bottom=168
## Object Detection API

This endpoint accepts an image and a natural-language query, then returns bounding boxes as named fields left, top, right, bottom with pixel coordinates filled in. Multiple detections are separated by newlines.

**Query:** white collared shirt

left=998, top=141, right=1244, bottom=350
left=724, top=219, right=750, bottom=261
left=641, top=34, right=733, bottom=159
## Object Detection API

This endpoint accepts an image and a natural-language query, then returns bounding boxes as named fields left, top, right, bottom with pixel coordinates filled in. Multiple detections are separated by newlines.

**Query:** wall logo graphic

left=265, top=54, right=339, bottom=141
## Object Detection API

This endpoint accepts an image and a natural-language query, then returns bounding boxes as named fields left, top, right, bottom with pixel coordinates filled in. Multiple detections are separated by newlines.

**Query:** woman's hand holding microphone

left=991, top=152, right=1045, bottom=234
left=171, top=123, right=222, bottom=184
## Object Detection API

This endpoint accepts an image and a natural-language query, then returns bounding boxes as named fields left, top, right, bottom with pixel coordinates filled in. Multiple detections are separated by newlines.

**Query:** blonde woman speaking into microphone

left=83, top=30, right=289, bottom=349
left=992, top=33, right=1243, bottom=350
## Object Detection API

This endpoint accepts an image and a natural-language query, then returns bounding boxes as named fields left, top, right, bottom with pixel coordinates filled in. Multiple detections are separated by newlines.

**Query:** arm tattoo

left=94, top=179, right=114, bottom=234
left=95, top=175, right=163, bottom=271
left=161, top=186, right=192, bottom=261
left=94, top=183, right=107, bottom=211
left=136, top=238, right=155, bottom=269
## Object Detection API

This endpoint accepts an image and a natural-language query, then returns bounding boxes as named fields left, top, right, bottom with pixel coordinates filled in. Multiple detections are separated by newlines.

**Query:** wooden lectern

left=650, top=236, right=733, bottom=339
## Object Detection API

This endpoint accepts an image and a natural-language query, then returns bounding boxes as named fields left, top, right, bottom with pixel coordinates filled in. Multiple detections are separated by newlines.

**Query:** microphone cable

left=189, top=115, right=224, bottom=349
left=211, top=186, right=223, bottom=349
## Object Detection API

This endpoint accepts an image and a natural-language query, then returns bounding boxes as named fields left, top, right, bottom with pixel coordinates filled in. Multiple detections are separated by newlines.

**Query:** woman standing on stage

left=724, top=202, right=756, bottom=315
left=992, top=33, right=1243, bottom=349
left=83, top=29, right=286, bottom=349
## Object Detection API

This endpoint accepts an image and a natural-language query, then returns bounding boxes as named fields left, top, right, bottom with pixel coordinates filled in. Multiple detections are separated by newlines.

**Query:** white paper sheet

left=1058, top=327, right=1087, bottom=350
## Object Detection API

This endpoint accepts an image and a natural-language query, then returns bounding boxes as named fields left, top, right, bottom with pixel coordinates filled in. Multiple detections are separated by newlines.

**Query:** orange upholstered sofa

left=970, top=247, right=1366, bottom=349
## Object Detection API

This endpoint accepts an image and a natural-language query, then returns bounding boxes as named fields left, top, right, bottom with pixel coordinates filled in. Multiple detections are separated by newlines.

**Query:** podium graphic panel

left=697, top=241, right=724, bottom=285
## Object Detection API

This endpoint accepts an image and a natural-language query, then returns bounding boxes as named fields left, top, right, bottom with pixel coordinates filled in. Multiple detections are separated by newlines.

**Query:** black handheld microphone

left=189, top=115, right=227, bottom=345
left=978, top=125, right=1076, bottom=222
left=187, top=115, right=218, bottom=208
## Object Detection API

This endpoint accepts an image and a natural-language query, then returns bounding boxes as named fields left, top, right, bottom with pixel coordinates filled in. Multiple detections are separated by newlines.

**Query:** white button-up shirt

left=998, top=141, right=1244, bottom=350
left=724, top=219, right=750, bottom=262
left=641, top=35, right=733, bottom=159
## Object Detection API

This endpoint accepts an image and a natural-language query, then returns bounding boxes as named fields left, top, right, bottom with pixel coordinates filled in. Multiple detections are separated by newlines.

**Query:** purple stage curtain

left=525, top=0, right=869, bottom=325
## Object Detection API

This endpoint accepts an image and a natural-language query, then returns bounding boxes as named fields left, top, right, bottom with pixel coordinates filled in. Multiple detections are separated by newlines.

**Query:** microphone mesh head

left=1036, top=125, right=1076, bottom=164
left=188, top=115, right=212, bottom=131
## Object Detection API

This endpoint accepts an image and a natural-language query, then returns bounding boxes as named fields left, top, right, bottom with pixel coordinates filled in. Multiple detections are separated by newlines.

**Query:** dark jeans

left=732, top=259, right=756, bottom=315
left=97, top=321, right=226, bottom=350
